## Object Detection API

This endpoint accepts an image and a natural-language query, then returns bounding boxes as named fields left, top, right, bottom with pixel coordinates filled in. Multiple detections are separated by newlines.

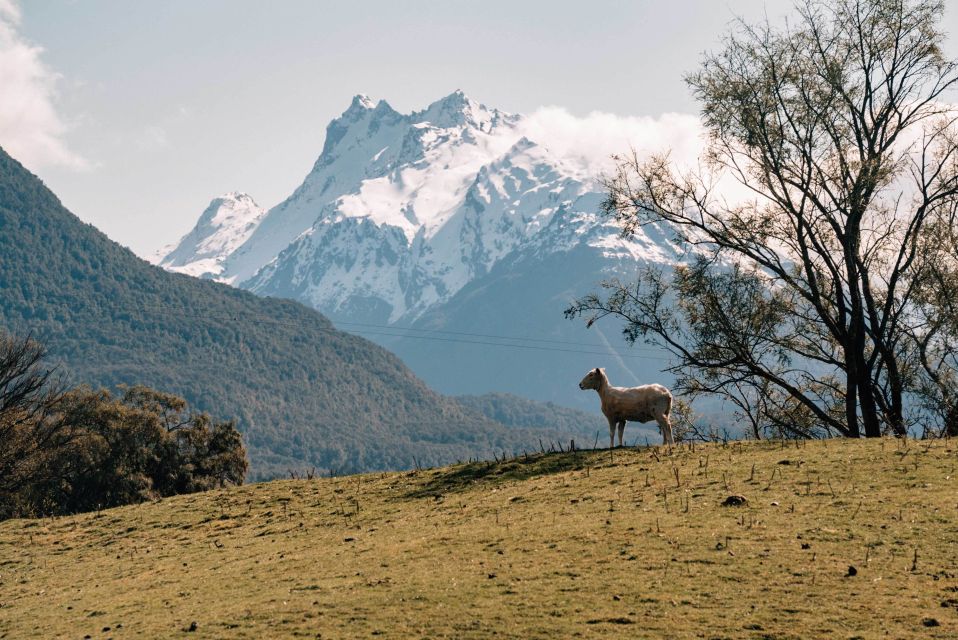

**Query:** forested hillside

left=0, top=147, right=576, bottom=479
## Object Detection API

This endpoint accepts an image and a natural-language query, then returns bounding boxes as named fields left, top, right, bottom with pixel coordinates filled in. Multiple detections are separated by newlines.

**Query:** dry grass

left=2, top=438, right=957, bottom=639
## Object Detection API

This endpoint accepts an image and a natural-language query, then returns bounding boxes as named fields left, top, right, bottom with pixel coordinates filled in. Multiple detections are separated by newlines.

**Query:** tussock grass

left=2, top=438, right=957, bottom=639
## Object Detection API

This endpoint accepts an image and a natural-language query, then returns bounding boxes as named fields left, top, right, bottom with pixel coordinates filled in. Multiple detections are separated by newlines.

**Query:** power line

left=130, top=301, right=661, bottom=353
left=338, top=327, right=669, bottom=360
left=124, top=302, right=672, bottom=362
left=330, top=319, right=663, bottom=353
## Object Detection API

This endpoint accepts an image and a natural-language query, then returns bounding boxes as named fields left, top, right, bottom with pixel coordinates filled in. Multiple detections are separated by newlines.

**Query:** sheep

left=579, top=367, right=674, bottom=449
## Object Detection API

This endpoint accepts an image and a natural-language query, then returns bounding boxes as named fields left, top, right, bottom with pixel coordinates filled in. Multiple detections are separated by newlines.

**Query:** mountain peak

left=435, top=88, right=469, bottom=108
left=344, top=94, right=377, bottom=117
left=213, top=191, right=258, bottom=206
left=417, top=90, right=502, bottom=130
left=373, top=98, right=398, bottom=115
left=158, top=191, right=267, bottom=277
left=352, top=93, right=376, bottom=108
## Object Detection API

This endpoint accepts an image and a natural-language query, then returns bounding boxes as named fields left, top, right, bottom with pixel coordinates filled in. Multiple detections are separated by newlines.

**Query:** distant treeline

left=0, top=332, right=247, bottom=519
left=455, top=392, right=610, bottom=441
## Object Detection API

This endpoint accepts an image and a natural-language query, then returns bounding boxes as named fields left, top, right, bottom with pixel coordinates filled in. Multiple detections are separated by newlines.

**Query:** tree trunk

left=851, top=337, right=882, bottom=437
left=858, top=374, right=882, bottom=438
left=845, top=357, right=861, bottom=438
left=946, top=403, right=958, bottom=438
left=884, top=356, right=907, bottom=437
left=847, top=231, right=881, bottom=438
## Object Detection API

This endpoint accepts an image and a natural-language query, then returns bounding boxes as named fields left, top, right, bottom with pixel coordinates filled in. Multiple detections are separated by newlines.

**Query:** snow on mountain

left=157, top=91, right=597, bottom=314
left=203, top=90, right=524, bottom=288
left=158, top=192, right=266, bottom=279
left=156, top=92, right=688, bottom=409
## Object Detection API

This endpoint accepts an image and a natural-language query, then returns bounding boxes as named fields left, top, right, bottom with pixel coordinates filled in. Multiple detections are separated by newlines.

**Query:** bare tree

left=567, top=0, right=958, bottom=438
left=0, top=332, right=70, bottom=502
left=908, top=204, right=958, bottom=436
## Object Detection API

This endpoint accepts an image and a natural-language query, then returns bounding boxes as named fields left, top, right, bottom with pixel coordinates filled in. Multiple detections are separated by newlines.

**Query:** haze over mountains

left=158, top=92, right=686, bottom=411
left=0, top=146, right=611, bottom=479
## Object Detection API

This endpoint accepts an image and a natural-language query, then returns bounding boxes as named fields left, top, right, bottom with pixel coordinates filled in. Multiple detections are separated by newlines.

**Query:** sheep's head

left=579, top=367, right=604, bottom=390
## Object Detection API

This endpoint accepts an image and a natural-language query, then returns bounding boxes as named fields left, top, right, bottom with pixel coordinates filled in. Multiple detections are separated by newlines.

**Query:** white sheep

left=579, top=367, right=674, bottom=448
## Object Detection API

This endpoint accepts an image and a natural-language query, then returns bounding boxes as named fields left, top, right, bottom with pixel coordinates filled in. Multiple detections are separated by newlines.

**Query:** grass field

left=2, top=438, right=957, bottom=639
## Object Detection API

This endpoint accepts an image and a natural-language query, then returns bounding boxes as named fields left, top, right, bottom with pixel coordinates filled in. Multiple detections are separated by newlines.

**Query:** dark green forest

left=0, top=147, right=584, bottom=479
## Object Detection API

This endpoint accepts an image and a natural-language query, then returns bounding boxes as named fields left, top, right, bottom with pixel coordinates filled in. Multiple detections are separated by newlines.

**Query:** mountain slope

left=383, top=207, right=683, bottom=412
left=155, top=91, right=628, bottom=325
left=159, top=192, right=266, bottom=278
left=157, top=92, right=685, bottom=411
left=0, top=147, right=581, bottom=479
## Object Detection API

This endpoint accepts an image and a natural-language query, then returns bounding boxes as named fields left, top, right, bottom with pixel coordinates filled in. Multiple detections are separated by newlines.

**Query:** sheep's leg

left=617, top=421, right=626, bottom=447
left=657, top=412, right=674, bottom=448
left=607, top=417, right=616, bottom=449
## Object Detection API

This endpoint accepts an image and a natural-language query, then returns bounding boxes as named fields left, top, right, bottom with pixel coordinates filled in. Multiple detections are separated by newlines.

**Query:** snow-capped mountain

left=157, top=92, right=685, bottom=411
left=158, top=192, right=266, bottom=279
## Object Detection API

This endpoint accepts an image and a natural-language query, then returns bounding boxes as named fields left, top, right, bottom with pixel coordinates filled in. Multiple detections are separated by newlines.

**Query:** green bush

left=3, top=382, right=247, bottom=519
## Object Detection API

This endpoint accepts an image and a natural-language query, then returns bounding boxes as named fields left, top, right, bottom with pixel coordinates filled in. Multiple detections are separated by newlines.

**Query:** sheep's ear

left=593, top=368, right=599, bottom=374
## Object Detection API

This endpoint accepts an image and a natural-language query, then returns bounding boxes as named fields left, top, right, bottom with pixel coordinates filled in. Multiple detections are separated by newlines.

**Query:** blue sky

left=2, top=0, right=956, bottom=255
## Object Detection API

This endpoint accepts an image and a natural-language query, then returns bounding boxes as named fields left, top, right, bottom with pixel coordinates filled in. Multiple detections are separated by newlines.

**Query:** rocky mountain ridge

left=157, top=92, right=684, bottom=410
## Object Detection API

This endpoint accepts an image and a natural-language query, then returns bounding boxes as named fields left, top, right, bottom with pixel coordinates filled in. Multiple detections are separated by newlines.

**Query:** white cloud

left=518, top=106, right=772, bottom=212
left=0, top=1, right=86, bottom=170
left=518, top=106, right=705, bottom=179
left=0, top=0, right=19, bottom=23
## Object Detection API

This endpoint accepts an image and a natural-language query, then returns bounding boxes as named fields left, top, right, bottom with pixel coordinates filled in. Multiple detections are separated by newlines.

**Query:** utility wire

left=125, top=302, right=671, bottom=362
left=337, top=327, right=668, bottom=360
left=331, top=319, right=663, bottom=352
left=138, top=301, right=656, bottom=351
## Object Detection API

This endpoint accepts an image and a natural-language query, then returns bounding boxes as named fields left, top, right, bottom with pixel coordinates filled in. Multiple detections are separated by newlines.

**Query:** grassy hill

left=2, top=438, right=956, bottom=639
left=0, top=146, right=583, bottom=480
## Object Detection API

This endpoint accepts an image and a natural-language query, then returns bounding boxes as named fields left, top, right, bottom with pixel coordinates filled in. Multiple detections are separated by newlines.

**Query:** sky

left=2, top=0, right=957, bottom=256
